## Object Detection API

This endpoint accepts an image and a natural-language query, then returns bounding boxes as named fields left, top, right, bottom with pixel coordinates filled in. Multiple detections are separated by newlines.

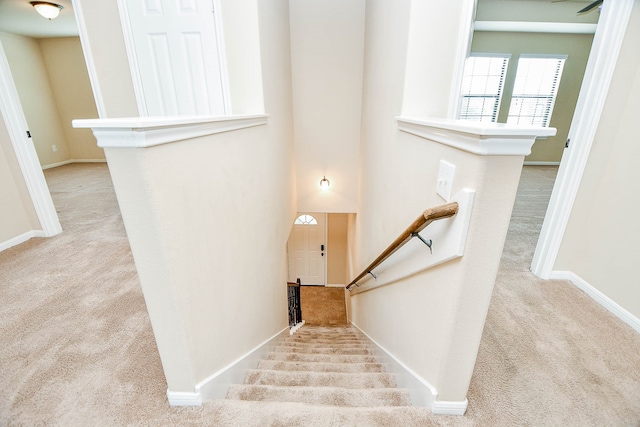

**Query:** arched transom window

left=294, top=214, right=318, bottom=225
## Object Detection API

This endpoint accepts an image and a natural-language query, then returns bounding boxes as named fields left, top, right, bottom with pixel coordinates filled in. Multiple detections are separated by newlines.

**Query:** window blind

left=507, top=56, right=566, bottom=127
left=459, top=55, right=510, bottom=122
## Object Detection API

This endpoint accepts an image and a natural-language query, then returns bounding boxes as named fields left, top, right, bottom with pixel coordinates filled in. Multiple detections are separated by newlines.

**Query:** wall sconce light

left=30, top=2, right=64, bottom=20
left=319, top=176, right=330, bottom=190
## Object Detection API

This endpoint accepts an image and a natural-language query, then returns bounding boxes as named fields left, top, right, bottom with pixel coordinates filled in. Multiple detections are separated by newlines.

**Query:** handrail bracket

left=411, top=232, right=433, bottom=254
left=368, top=271, right=377, bottom=280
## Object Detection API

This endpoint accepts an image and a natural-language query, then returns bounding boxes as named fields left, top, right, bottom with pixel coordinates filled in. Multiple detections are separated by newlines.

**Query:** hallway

left=0, top=164, right=639, bottom=425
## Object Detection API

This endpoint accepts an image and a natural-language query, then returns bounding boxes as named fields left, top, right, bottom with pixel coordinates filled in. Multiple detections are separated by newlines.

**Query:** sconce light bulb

left=320, top=176, right=330, bottom=190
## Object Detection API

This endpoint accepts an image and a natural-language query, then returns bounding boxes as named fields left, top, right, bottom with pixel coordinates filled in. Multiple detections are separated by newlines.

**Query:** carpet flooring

left=1, top=163, right=639, bottom=426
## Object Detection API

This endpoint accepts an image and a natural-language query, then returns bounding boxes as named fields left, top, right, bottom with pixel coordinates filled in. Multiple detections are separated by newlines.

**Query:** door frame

left=451, top=0, right=634, bottom=279
left=0, top=41, right=61, bottom=237
left=530, top=0, right=634, bottom=278
left=0, top=0, right=109, bottom=239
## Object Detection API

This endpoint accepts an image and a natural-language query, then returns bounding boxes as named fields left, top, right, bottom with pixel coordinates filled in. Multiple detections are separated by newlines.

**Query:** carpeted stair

left=218, top=326, right=427, bottom=426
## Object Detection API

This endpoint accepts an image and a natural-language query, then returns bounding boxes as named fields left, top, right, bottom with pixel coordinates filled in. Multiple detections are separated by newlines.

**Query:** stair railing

left=346, top=202, right=459, bottom=291
left=287, top=278, right=302, bottom=327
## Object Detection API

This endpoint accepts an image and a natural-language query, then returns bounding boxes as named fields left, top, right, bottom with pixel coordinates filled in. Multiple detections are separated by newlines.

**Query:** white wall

left=289, top=0, right=365, bottom=213
left=81, top=0, right=297, bottom=393
left=402, top=0, right=472, bottom=117
left=555, top=2, right=640, bottom=321
left=220, top=0, right=265, bottom=114
left=349, top=0, right=526, bottom=406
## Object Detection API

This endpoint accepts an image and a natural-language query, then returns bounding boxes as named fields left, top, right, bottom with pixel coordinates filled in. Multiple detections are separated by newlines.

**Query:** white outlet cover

left=436, top=160, right=456, bottom=201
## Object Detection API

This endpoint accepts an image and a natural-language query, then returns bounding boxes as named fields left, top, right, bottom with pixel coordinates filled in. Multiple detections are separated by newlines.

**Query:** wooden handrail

left=346, top=202, right=459, bottom=291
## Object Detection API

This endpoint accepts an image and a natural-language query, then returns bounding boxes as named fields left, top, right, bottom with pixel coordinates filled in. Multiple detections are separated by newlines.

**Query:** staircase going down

left=208, top=326, right=438, bottom=426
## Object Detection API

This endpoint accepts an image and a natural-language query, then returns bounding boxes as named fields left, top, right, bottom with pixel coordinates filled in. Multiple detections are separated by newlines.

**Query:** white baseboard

left=169, top=327, right=290, bottom=405
left=523, top=161, right=560, bottom=166
left=42, top=159, right=73, bottom=170
left=167, top=327, right=289, bottom=406
left=290, top=320, right=305, bottom=335
left=0, top=230, right=46, bottom=252
left=432, top=399, right=469, bottom=415
left=325, top=283, right=346, bottom=288
left=72, top=159, right=107, bottom=163
left=166, top=390, right=202, bottom=407
left=42, top=159, right=107, bottom=170
left=551, top=271, right=640, bottom=334
left=350, top=322, right=468, bottom=415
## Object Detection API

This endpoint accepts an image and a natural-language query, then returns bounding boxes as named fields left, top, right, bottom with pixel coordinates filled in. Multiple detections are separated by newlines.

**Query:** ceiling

left=0, top=0, right=598, bottom=40
left=0, top=0, right=78, bottom=38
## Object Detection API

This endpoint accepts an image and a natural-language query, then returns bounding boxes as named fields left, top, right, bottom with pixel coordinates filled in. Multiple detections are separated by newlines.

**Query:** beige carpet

left=1, top=163, right=639, bottom=426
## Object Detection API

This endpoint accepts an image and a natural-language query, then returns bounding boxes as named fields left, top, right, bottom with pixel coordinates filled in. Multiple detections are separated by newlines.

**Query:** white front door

left=119, top=0, right=227, bottom=116
left=287, top=213, right=326, bottom=286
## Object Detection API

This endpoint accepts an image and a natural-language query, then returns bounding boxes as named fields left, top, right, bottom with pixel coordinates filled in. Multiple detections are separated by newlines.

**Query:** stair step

left=280, top=340, right=369, bottom=348
left=226, top=384, right=412, bottom=407
left=265, top=352, right=379, bottom=364
left=244, top=369, right=397, bottom=389
left=206, top=399, right=433, bottom=427
left=257, top=360, right=385, bottom=373
left=274, top=346, right=372, bottom=355
left=278, top=341, right=370, bottom=349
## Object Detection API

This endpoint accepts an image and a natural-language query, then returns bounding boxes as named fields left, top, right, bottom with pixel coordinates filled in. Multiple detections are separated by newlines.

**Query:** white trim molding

left=474, top=21, right=597, bottom=34
left=42, top=159, right=108, bottom=170
left=551, top=271, right=640, bottom=335
left=0, top=41, right=62, bottom=237
left=166, top=390, right=202, bottom=407
left=200, top=327, right=288, bottom=403
left=73, top=114, right=268, bottom=149
left=351, top=322, right=468, bottom=415
left=432, top=399, right=469, bottom=416
left=531, top=0, right=634, bottom=279
left=523, top=161, right=560, bottom=166
left=0, top=230, right=46, bottom=252
left=397, top=117, right=556, bottom=156
left=167, top=327, right=288, bottom=406
left=71, top=0, right=107, bottom=118
left=42, top=160, right=74, bottom=170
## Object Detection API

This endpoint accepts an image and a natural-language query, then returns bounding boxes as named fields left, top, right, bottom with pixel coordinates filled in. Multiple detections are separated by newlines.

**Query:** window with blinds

left=507, top=55, right=567, bottom=127
left=459, top=54, right=510, bottom=122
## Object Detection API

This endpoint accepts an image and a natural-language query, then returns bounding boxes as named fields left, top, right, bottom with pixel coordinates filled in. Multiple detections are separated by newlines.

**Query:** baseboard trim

left=42, top=160, right=73, bottom=170
left=0, top=230, right=46, bottom=252
left=42, top=159, right=107, bottom=170
left=290, top=320, right=305, bottom=335
left=72, top=159, right=107, bottom=163
left=351, top=322, right=468, bottom=414
left=325, top=283, right=346, bottom=288
left=551, top=271, right=640, bottom=334
left=195, top=327, right=289, bottom=402
left=350, top=322, right=442, bottom=411
left=523, top=161, right=560, bottom=166
left=166, top=390, right=202, bottom=407
left=432, top=399, right=469, bottom=415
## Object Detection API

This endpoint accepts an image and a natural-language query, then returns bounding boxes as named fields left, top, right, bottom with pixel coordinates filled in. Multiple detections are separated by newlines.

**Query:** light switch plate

left=436, top=160, right=456, bottom=201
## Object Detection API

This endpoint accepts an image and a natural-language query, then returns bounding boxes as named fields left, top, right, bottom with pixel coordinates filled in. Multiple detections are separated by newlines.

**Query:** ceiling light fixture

left=30, top=2, right=63, bottom=20
left=319, top=176, right=330, bottom=190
